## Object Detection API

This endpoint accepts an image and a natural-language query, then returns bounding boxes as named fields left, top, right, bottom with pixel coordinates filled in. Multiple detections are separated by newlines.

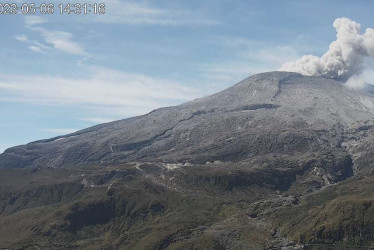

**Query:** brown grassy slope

left=270, top=174, right=374, bottom=248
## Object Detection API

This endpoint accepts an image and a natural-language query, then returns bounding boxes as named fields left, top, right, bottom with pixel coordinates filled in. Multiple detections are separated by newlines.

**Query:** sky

left=1, top=0, right=374, bottom=153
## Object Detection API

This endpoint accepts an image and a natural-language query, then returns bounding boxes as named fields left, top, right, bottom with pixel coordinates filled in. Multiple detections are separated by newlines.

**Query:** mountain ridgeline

left=1, top=72, right=374, bottom=249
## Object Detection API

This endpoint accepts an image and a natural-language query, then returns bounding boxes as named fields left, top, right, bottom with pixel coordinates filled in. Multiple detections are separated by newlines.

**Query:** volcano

left=2, top=71, right=374, bottom=169
left=1, top=72, right=374, bottom=249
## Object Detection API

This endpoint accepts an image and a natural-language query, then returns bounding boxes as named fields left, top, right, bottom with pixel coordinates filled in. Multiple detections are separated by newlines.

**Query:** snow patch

left=359, top=96, right=374, bottom=111
left=52, top=137, right=65, bottom=142
left=164, top=163, right=183, bottom=170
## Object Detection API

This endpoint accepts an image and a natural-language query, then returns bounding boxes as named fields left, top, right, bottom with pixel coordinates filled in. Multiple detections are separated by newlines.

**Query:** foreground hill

left=1, top=72, right=374, bottom=249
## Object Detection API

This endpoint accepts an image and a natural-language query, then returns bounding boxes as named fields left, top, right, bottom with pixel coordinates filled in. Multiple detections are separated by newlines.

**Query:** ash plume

left=281, top=18, right=374, bottom=82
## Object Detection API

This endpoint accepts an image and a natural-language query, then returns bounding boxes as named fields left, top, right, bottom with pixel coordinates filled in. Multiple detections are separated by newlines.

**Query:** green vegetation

left=0, top=161, right=373, bottom=249
left=270, top=175, right=374, bottom=249
left=0, top=165, right=274, bottom=249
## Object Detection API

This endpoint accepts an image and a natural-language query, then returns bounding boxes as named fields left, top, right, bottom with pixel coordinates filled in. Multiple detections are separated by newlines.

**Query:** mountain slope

left=1, top=71, right=374, bottom=170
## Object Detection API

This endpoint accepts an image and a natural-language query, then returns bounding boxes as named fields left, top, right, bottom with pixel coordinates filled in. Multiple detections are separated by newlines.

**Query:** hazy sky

left=1, top=0, right=374, bottom=152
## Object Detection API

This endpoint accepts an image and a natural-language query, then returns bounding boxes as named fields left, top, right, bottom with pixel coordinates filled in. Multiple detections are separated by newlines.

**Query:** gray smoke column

left=281, top=18, right=374, bottom=81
